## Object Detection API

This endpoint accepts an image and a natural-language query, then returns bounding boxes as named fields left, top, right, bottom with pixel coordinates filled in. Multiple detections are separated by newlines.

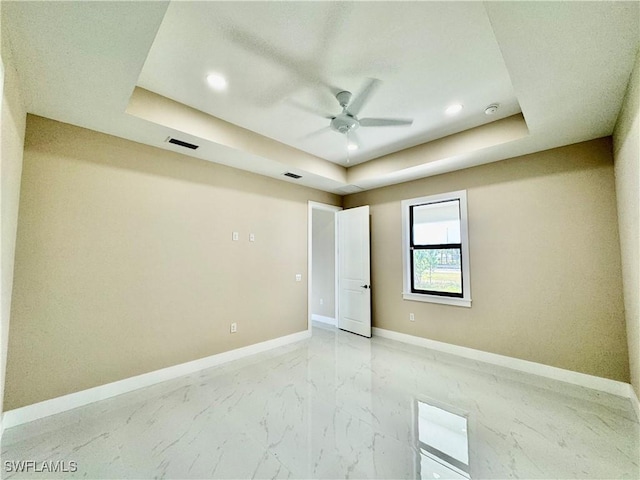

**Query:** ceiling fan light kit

left=330, top=110, right=360, bottom=134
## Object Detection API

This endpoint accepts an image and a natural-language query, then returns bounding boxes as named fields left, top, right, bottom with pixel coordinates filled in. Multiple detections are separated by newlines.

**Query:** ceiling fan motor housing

left=331, top=113, right=359, bottom=134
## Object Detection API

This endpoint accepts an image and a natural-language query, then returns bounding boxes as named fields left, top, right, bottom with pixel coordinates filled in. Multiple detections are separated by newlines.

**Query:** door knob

left=361, top=285, right=371, bottom=289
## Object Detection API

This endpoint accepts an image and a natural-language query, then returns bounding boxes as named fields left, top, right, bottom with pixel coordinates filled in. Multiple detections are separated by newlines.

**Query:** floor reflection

left=417, top=399, right=470, bottom=479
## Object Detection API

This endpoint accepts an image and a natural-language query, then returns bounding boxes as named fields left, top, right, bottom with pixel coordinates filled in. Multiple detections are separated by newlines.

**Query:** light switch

left=249, top=233, right=255, bottom=242
left=296, top=274, right=302, bottom=282
left=232, top=232, right=239, bottom=241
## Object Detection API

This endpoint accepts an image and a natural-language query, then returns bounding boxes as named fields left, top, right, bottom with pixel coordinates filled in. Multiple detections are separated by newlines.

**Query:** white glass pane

left=413, top=201, right=460, bottom=245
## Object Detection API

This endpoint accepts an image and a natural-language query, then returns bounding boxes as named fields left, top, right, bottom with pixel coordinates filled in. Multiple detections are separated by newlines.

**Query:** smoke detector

left=484, top=104, right=499, bottom=115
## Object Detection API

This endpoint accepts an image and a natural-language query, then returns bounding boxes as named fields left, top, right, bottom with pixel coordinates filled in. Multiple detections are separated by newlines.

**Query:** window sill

left=402, top=292, right=471, bottom=308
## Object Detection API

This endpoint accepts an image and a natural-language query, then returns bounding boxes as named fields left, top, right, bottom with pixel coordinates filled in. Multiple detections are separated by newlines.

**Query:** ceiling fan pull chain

left=346, top=131, right=350, bottom=164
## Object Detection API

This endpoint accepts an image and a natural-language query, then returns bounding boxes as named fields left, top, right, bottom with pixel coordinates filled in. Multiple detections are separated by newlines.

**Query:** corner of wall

left=612, top=47, right=640, bottom=400
left=0, top=11, right=28, bottom=423
left=613, top=48, right=640, bottom=151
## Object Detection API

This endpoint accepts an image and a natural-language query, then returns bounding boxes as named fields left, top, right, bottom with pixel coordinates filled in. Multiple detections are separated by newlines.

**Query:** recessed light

left=347, top=143, right=358, bottom=151
left=445, top=104, right=463, bottom=115
left=206, top=73, right=227, bottom=91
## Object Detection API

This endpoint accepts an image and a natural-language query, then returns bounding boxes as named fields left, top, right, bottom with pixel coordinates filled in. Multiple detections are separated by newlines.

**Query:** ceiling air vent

left=284, top=172, right=302, bottom=179
left=165, top=137, right=199, bottom=150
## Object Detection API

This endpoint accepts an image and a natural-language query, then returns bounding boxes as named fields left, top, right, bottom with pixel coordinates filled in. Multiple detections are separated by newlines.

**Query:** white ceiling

left=3, top=1, right=639, bottom=194
left=138, top=2, right=521, bottom=166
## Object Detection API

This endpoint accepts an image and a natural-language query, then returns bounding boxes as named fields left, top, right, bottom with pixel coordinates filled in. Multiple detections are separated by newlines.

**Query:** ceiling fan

left=294, top=78, right=413, bottom=157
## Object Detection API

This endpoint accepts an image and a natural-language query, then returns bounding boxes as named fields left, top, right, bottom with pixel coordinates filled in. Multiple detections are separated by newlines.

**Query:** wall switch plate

left=319, top=298, right=323, bottom=305
left=296, top=274, right=302, bottom=282
left=230, top=322, right=237, bottom=333
left=232, top=232, right=239, bottom=241
left=409, top=313, right=415, bottom=322
left=249, top=233, right=255, bottom=242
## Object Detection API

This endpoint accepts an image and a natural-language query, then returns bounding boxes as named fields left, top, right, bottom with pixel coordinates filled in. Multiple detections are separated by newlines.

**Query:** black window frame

left=409, top=200, right=464, bottom=298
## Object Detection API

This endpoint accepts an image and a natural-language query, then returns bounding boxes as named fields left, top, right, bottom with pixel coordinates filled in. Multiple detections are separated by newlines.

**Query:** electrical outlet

left=320, top=298, right=324, bottom=305
left=249, top=233, right=255, bottom=242
left=409, top=313, right=415, bottom=322
left=230, top=322, right=237, bottom=333
left=232, top=232, right=239, bottom=241
left=296, top=274, right=302, bottom=282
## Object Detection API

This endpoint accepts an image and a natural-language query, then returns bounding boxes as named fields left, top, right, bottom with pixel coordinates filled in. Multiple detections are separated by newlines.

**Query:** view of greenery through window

left=413, top=249, right=462, bottom=294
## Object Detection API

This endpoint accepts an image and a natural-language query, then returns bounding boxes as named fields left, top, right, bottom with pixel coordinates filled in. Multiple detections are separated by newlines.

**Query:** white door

left=337, top=206, right=371, bottom=337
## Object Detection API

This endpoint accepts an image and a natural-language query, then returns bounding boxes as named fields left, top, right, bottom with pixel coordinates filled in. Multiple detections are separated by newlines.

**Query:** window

left=402, top=190, right=471, bottom=307
left=416, top=399, right=470, bottom=479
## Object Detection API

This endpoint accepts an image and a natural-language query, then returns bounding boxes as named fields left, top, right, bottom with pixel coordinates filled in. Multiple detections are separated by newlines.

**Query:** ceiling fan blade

left=226, top=27, right=334, bottom=102
left=323, top=82, right=343, bottom=98
left=359, top=117, right=413, bottom=127
left=347, top=78, right=381, bottom=116
left=285, top=99, right=334, bottom=119
left=299, top=126, right=332, bottom=141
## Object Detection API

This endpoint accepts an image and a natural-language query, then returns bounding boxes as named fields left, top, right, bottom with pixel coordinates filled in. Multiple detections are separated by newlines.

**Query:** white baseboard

left=2, top=330, right=311, bottom=430
left=311, top=314, right=336, bottom=326
left=629, top=384, right=640, bottom=422
left=372, top=327, right=633, bottom=400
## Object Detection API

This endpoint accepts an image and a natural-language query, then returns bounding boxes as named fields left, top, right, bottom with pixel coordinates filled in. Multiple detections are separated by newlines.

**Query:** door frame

left=307, top=201, right=342, bottom=333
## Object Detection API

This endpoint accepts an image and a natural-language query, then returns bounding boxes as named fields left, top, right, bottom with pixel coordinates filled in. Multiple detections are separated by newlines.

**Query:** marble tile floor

left=1, top=324, right=638, bottom=479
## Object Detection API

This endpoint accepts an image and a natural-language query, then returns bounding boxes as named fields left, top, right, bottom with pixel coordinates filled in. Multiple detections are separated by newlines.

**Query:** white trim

left=402, top=292, right=471, bottom=307
left=629, top=384, right=640, bottom=422
left=0, top=56, right=5, bottom=442
left=2, top=330, right=310, bottom=429
left=333, top=209, right=339, bottom=328
left=311, top=314, right=336, bottom=326
left=308, top=201, right=342, bottom=212
left=401, top=190, right=472, bottom=308
left=307, top=201, right=341, bottom=333
left=372, top=327, right=633, bottom=399
left=307, top=202, right=313, bottom=334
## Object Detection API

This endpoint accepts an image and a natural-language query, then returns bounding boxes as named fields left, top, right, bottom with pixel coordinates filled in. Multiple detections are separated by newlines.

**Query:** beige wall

left=345, top=138, right=629, bottom=382
left=0, top=8, right=27, bottom=427
left=4, top=115, right=339, bottom=410
left=613, top=49, right=640, bottom=398
left=312, top=209, right=335, bottom=319
left=2, top=89, right=634, bottom=410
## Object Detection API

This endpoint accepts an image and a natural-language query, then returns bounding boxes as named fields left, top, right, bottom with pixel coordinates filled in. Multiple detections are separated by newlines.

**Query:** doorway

left=308, top=201, right=372, bottom=337
left=308, top=202, right=341, bottom=330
